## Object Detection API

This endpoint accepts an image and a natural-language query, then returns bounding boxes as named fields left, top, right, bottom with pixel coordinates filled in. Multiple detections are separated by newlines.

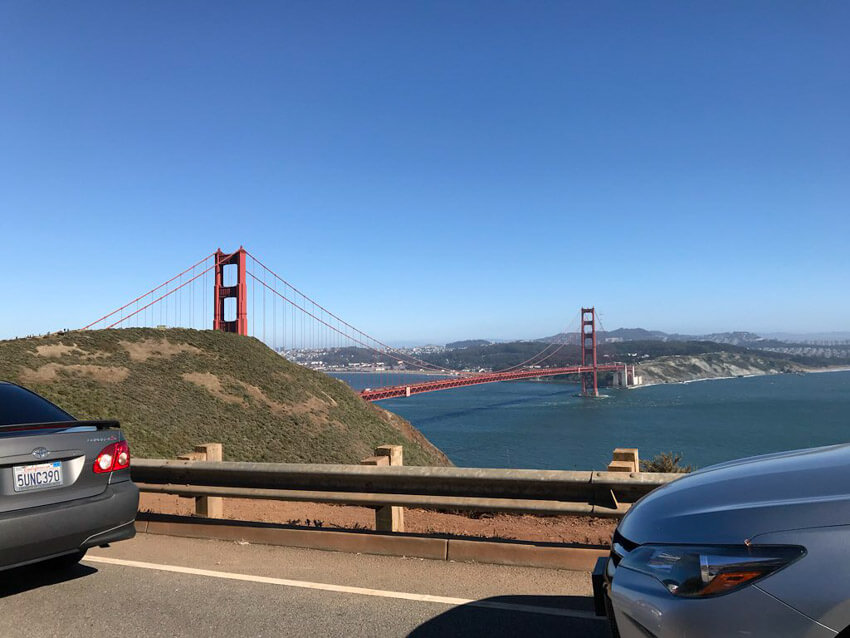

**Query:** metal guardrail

left=132, top=459, right=680, bottom=518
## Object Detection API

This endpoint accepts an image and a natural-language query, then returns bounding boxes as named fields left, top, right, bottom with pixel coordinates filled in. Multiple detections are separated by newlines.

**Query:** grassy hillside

left=0, top=329, right=451, bottom=466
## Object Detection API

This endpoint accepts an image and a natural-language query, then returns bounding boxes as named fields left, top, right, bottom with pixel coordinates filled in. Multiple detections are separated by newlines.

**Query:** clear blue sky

left=1, top=1, right=848, bottom=343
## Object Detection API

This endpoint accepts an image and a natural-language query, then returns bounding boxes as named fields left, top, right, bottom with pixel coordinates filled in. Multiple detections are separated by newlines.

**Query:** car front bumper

left=597, top=557, right=835, bottom=638
left=0, top=479, right=139, bottom=570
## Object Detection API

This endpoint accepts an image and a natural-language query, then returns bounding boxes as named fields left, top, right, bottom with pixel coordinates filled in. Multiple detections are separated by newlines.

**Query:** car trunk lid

left=0, top=421, right=123, bottom=514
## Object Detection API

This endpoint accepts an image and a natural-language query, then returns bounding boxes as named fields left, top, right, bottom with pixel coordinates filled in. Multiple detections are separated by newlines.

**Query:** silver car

left=0, top=382, right=139, bottom=570
left=599, top=444, right=850, bottom=637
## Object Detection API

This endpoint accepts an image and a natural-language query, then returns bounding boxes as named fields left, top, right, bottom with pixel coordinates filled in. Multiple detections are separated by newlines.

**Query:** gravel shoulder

left=140, top=493, right=616, bottom=546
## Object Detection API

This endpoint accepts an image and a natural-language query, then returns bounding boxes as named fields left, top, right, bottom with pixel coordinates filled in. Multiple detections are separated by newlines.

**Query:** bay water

left=333, top=371, right=850, bottom=470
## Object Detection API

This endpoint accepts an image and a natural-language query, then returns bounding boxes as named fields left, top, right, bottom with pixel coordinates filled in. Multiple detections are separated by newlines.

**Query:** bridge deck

left=359, top=364, right=624, bottom=401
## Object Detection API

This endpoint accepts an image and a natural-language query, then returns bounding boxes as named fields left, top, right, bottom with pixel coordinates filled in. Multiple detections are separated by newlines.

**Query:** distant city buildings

left=757, top=345, right=850, bottom=359
left=278, top=345, right=448, bottom=373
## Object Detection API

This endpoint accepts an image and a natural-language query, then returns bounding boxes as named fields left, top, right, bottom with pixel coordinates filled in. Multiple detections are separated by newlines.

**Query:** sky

left=1, top=1, right=848, bottom=343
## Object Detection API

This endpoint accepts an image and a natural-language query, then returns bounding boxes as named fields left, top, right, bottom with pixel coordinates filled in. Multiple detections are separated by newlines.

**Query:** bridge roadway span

left=360, top=364, right=625, bottom=401
left=1, top=534, right=607, bottom=637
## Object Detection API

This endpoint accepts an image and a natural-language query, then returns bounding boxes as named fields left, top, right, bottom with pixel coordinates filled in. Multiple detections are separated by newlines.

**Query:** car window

left=0, top=385, right=75, bottom=426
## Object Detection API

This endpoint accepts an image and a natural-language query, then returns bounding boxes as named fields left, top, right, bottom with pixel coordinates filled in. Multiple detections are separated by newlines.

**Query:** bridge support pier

left=612, top=365, right=643, bottom=388
left=213, top=247, right=248, bottom=335
left=581, top=307, right=599, bottom=398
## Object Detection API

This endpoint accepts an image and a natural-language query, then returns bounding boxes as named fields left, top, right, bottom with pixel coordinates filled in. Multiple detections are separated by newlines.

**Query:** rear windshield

left=0, top=385, right=75, bottom=426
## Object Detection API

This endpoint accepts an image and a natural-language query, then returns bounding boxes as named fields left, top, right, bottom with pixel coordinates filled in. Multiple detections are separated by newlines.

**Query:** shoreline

left=803, top=366, right=850, bottom=375
left=632, top=365, right=850, bottom=390
left=322, top=369, right=451, bottom=376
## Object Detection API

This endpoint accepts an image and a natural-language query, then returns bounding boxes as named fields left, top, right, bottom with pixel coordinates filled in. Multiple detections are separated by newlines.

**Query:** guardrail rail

left=132, top=458, right=680, bottom=520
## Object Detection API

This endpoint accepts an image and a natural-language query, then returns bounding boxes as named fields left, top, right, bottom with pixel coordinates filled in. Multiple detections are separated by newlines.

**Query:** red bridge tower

left=580, top=307, right=598, bottom=398
left=213, top=247, right=248, bottom=336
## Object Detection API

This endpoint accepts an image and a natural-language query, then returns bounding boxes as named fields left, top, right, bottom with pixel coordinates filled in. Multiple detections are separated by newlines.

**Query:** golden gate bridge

left=83, top=248, right=635, bottom=401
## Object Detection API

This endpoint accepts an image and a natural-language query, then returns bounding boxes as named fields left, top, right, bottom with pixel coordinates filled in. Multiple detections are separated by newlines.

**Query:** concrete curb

left=142, top=518, right=448, bottom=560
left=447, top=538, right=606, bottom=571
left=133, top=515, right=607, bottom=571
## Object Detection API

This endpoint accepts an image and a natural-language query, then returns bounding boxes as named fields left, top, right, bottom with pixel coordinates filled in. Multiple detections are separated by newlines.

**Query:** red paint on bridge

left=359, top=363, right=626, bottom=401
left=213, top=247, right=248, bottom=336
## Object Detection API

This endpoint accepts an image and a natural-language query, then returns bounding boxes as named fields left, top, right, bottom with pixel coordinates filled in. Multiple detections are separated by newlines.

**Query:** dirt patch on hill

left=318, top=390, right=338, bottom=407
left=121, top=338, right=202, bottom=362
left=140, top=493, right=615, bottom=546
left=182, top=372, right=325, bottom=417
left=35, top=344, right=87, bottom=358
left=182, top=372, right=244, bottom=405
left=289, top=396, right=330, bottom=416
left=35, top=343, right=108, bottom=361
left=20, top=363, right=129, bottom=384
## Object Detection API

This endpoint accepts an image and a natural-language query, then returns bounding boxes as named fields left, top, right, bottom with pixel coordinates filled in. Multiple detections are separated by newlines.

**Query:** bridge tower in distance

left=580, top=307, right=598, bottom=398
left=213, top=247, right=248, bottom=336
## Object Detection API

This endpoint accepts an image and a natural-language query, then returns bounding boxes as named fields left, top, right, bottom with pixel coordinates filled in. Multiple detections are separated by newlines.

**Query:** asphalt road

left=0, top=534, right=608, bottom=637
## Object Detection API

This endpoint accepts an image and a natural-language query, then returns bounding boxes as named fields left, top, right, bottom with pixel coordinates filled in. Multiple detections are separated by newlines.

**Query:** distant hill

left=415, top=337, right=848, bottom=372
left=446, top=339, right=492, bottom=349
left=763, top=331, right=850, bottom=343
left=603, top=328, right=670, bottom=341
left=0, top=329, right=450, bottom=466
left=637, top=351, right=804, bottom=385
left=418, top=339, right=748, bottom=371
left=536, top=328, right=666, bottom=344
left=540, top=328, right=768, bottom=347
left=668, top=331, right=766, bottom=346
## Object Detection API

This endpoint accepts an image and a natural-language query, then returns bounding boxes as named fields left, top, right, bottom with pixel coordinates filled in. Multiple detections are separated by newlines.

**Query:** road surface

left=0, top=534, right=607, bottom=637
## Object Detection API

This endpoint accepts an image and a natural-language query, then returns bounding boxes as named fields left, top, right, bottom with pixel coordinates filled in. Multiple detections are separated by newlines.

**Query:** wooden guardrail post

left=376, top=444, right=403, bottom=467
left=361, top=445, right=405, bottom=532
left=608, top=448, right=639, bottom=473
left=178, top=443, right=224, bottom=518
left=376, top=445, right=404, bottom=532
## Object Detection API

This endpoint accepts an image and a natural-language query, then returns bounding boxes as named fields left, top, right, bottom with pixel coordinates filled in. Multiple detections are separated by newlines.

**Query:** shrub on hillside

left=640, top=451, right=693, bottom=473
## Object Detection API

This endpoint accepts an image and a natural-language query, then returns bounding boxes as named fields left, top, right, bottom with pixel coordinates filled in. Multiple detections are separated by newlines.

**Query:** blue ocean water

left=333, top=371, right=850, bottom=470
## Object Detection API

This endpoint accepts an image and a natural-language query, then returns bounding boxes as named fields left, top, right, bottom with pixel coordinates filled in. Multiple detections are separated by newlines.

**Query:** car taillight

left=93, top=441, right=131, bottom=473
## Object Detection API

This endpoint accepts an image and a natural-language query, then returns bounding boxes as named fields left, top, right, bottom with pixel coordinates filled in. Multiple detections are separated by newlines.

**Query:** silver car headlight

left=619, top=544, right=805, bottom=597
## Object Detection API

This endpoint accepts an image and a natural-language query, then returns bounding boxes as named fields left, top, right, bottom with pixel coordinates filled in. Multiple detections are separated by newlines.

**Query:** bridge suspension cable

left=489, top=311, right=581, bottom=374
left=244, top=251, right=454, bottom=374
left=246, top=272, right=452, bottom=374
left=82, top=252, right=219, bottom=331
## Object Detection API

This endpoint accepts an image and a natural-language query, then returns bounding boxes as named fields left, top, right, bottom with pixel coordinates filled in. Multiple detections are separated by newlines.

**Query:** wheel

left=46, top=549, right=87, bottom=570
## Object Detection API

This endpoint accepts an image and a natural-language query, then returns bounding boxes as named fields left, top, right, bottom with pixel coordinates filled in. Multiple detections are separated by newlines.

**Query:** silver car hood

left=618, top=443, right=850, bottom=545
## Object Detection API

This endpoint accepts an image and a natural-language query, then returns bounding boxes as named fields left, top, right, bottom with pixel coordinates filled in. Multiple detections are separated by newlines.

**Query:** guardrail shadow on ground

left=0, top=561, right=97, bottom=598
left=407, top=595, right=607, bottom=638
left=138, top=511, right=609, bottom=549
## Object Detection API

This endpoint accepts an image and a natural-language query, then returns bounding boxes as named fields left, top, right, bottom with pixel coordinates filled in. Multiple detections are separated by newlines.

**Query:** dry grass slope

left=0, top=329, right=451, bottom=466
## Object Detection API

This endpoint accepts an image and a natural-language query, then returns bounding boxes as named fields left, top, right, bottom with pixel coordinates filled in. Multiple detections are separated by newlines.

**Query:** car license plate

left=13, top=461, right=63, bottom=492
